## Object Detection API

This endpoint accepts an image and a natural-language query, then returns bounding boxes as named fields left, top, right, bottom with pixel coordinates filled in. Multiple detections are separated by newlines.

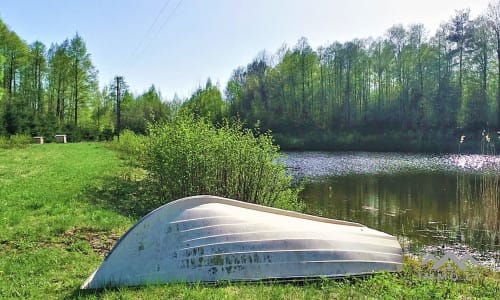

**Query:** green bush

left=110, top=129, right=146, bottom=157
left=99, top=127, right=114, bottom=141
left=0, top=134, right=32, bottom=149
left=0, top=136, right=8, bottom=148
left=143, top=116, right=302, bottom=211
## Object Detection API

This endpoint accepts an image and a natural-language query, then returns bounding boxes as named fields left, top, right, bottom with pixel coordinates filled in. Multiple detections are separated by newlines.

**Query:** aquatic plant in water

left=453, top=130, right=500, bottom=266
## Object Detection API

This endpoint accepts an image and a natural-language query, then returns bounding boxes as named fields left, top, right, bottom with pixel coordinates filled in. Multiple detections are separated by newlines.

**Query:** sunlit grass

left=0, top=143, right=133, bottom=299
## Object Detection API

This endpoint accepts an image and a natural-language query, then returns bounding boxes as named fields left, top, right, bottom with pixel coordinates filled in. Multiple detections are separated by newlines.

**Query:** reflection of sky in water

left=283, top=152, right=500, bottom=178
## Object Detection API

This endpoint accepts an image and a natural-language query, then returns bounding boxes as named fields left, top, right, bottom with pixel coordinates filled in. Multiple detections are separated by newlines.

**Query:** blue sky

left=0, top=0, right=492, bottom=100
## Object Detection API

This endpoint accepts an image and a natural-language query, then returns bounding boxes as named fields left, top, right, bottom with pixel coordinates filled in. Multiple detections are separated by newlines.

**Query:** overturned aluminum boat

left=82, top=195, right=402, bottom=288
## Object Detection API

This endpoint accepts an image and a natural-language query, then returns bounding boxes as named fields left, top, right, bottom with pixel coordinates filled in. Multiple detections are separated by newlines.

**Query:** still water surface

left=284, top=152, right=500, bottom=258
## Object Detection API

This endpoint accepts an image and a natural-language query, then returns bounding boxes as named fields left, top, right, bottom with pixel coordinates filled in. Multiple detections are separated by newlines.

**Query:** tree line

left=224, top=3, right=500, bottom=151
left=2, top=2, right=500, bottom=151
left=0, top=18, right=169, bottom=141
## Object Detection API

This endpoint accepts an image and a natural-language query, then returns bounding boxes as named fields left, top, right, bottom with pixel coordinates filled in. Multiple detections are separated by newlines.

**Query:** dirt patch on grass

left=0, top=228, right=122, bottom=256
left=62, top=227, right=121, bottom=257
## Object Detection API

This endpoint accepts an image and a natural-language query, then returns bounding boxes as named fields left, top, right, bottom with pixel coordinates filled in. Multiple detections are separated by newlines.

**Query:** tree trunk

left=497, top=32, right=500, bottom=127
left=74, top=58, right=78, bottom=127
left=9, top=52, right=14, bottom=101
left=345, top=60, right=351, bottom=128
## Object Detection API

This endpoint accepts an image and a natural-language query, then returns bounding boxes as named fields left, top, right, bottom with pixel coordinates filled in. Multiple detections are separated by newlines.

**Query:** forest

left=0, top=19, right=170, bottom=142
left=2, top=3, right=500, bottom=151
left=225, top=6, right=500, bottom=152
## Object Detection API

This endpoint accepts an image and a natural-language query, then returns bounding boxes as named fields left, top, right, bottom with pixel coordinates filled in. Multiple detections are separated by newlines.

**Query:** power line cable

left=123, top=0, right=182, bottom=71
left=117, top=0, right=184, bottom=95
left=139, top=0, right=184, bottom=61
left=126, top=0, right=172, bottom=64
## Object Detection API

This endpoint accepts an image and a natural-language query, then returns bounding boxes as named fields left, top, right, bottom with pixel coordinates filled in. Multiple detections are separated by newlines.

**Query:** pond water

left=284, top=152, right=500, bottom=266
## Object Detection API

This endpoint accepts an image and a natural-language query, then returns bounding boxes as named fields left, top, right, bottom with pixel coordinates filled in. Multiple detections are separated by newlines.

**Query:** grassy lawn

left=0, top=143, right=133, bottom=299
left=0, top=143, right=499, bottom=299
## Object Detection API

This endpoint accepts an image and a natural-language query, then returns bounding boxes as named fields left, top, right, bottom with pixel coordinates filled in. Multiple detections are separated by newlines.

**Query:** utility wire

left=140, top=0, right=184, bottom=60
left=126, top=0, right=172, bottom=65
left=122, top=0, right=184, bottom=75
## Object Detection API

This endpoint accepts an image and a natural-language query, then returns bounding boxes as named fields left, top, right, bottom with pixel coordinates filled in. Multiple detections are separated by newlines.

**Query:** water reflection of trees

left=303, top=173, right=500, bottom=252
left=457, top=173, right=500, bottom=250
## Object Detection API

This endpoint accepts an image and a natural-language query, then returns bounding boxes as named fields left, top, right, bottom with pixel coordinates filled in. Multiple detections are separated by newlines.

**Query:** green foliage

left=0, top=52, right=4, bottom=101
left=0, top=133, right=32, bottom=149
left=4, top=6, right=500, bottom=152
left=225, top=12, right=500, bottom=151
left=120, top=85, right=170, bottom=134
left=8, top=133, right=32, bottom=148
left=110, top=129, right=146, bottom=157
left=0, top=136, right=7, bottom=148
left=181, top=80, right=227, bottom=124
left=0, top=17, right=174, bottom=142
left=99, top=127, right=114, bottom=141
left=143, top=115, right=302, bottom=210
left=67, top=33, right=99, bottom=128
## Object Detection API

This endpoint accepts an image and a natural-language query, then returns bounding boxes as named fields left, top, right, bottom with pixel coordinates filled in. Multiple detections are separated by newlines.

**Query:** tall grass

left=0, top=134, right=32, bottom=149
left=455, top=132, right=500, bottom=251
left=481, top=175, right=500, bottom=241
left=108, top=129, right=146, bottom=158
left=142, top=116, right=302, bottom=210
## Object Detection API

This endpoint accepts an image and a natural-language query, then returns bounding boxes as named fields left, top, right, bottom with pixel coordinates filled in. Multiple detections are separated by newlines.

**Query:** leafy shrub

left=99, top=127, right=114, bottom=141
left=110, top=129, right=146, bottom=157
left=0, top=134, right=32, bottom=149
left=0, top=136, right=8, bottom=148
left=143, top=116, right=302, bottom=211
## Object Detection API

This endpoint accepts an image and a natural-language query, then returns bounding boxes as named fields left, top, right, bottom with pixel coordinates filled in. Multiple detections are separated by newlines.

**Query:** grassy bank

left=0, top=143, right=499, bottom=299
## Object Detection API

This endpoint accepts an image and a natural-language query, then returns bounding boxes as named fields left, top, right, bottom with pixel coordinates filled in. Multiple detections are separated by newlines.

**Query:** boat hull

left=82, top=195, right=402, bottom=288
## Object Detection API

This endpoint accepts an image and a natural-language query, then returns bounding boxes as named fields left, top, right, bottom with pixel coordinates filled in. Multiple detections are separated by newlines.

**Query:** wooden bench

left=55, top=134, right=67, bottom=143
left=33, top=136, right=44, bottom=144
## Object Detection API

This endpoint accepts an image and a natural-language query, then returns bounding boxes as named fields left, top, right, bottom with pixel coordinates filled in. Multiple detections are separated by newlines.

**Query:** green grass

left=0, top=143, right=133, bottom=299
left=0, top=143, right=499, bottom=299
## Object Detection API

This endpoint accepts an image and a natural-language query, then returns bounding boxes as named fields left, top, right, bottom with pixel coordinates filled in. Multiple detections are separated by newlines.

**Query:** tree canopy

left=0, top=18, right=169, bottom=141
left=224, top=5, right=500, bottom=151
